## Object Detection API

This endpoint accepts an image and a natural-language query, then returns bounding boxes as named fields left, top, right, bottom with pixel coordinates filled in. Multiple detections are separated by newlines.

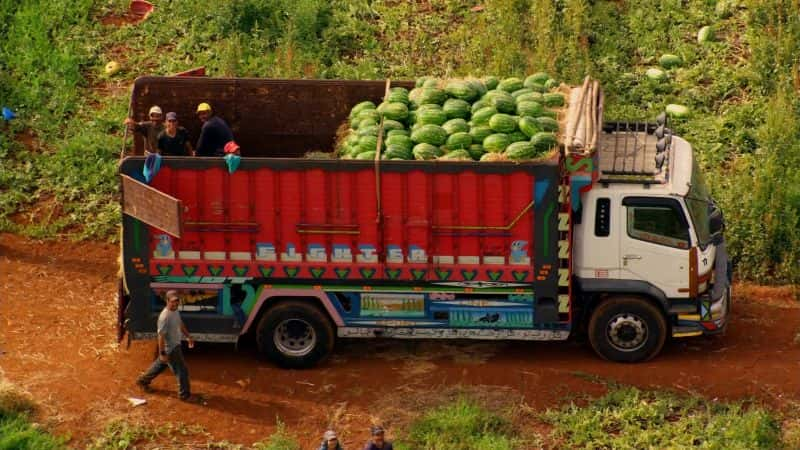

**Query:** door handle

left=623, top=254, right=642, bottom=260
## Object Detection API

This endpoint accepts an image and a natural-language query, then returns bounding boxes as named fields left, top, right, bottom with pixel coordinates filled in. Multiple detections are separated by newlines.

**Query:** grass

left=0, top=380, right=66, bottom=450
left=0, top=0, right=799, bottom=283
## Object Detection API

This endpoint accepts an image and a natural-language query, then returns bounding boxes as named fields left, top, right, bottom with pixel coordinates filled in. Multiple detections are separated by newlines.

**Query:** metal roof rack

left=597, top=115, right=672, bottom=184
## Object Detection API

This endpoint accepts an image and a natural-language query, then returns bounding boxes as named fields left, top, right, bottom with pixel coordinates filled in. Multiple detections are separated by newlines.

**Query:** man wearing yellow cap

left=195, top=102, right=234, bottom=157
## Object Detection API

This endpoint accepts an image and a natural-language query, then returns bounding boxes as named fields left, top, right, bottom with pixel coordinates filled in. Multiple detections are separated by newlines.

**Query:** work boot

left=136, top=379, right=153, bottom=393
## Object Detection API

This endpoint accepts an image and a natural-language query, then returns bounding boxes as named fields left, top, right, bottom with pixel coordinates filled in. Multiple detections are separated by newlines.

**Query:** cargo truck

left=118, top=76, right=730, bottom=367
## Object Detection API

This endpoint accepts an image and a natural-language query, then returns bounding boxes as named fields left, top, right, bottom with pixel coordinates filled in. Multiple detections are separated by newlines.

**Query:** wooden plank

left=121, top=174, right=183, bottom=238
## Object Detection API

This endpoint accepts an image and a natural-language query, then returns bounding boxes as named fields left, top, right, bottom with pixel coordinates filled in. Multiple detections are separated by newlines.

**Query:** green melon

left=385, top=134, right=413, bottom=152
left=467, top=144, right=486, bottom=160
left=387, top=87, right=410, bottom=104
left=659, top=54, right=682, bottom=69
left=416, top=108, right=448, bottom=126
left=415, top=77, right=429, bottom=88
left=511, top=88, right=534, bottom=99
left=378, top=102, right=409, bottom=121
left=516, top=92, right=544, bottom=104
left=469, top=125, right=493, bottom=143
left=356, top=150, right=376, bottom=160
left=508, top=131, right=528, bottom=143
left=382, top=119, right=405, bottom=131
left=518, top=116, right=542, bottom=138
left=467, top=79, right=488, bottom=97
left=408, top=88, right=424, bottom=106
left=697, top=25, right=714, bottom=43
left=498, top=77, right=524, bottom=93
left=484, top=76, right=500, bottom=90
left=535, top=116, right=559, bottom=132
left=442, top=118, right=469, bottom=135
left=358, top=135, right=380, bottom=154
left=443, top=98, right=471, bottom=120
left=445, top=80, right=479, bottom=102
left=413, top=143, right=441, bottom=160
left=525, top=72, right=550, bottom=86
left=543, top=93, right=565, bottom=107
left=419, top=87, right=448, bottom=105
left=472, top=106, right=498, bottom=125
left=531, top=132, right=558, bottom=152
left=345, top=133, right=361, bottom=147
left=387, top=129, right=409, bottom=137
left=446, top=132, right=472, bottom=150
left=358, top=124, right=380, bottom=137
left=439, top=149, right=472, bottom=161
left=544, top=78, right=559, bottom=90
left=516, top=100, right=545, bottom=118
left=384, top=144, right=412, bottom=160
left=357, top=109, right=381, bottom=123
left=423, top=78, right=440, bottom=88
left=646, top=68, right=667, bottom=82
left=489, top=114, right=517, bottom=133
left=485, top=91, right=516, bottom=114
left=411, top=124, right=448, bottom=146
left=539, top=109, right=558, bottom=119
left=483, top=133, right=511, bottom=153
left=505, top=141, right=537, bottom=160
left=471, top=99, right=491, bottom=113
left=350, top=101, right=376, bottom=118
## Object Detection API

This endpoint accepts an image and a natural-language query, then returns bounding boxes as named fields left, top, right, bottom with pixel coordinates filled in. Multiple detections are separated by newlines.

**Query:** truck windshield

left=686, top=157, right=712, bottom=248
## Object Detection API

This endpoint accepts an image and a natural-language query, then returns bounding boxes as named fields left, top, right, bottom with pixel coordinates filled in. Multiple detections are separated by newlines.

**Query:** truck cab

left=573, top=119, right=730, bottom=361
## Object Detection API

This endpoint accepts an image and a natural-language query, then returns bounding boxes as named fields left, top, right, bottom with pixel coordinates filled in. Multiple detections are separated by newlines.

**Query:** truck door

left=619, top=197, right=691, bottom=298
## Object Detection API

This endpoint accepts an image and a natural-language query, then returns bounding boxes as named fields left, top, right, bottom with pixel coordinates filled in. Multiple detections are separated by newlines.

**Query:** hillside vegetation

left=0, top=0, right=797, bottom=283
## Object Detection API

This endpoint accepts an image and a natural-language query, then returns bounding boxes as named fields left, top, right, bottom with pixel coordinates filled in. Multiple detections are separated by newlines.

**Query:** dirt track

left=1, top=233, right=799, bottom=448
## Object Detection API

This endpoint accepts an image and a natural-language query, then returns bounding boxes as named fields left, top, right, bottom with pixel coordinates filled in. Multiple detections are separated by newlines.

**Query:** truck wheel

left=588, top=297, right=667, bottom=363
left=256, top=301, right=335, bottom=369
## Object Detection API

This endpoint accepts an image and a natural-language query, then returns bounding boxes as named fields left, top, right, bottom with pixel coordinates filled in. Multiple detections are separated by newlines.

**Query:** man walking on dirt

left=136, top=290, right=196, bottom=401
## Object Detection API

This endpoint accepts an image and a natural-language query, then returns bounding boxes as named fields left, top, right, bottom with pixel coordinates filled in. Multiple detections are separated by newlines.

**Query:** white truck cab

left=573, top=118, right=730, bottom=361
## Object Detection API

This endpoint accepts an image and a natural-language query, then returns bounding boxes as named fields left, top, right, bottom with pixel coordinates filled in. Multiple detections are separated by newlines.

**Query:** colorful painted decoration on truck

left=360, top=293, right=425, bottom=317
left=448, top=308, right=533, bottom=328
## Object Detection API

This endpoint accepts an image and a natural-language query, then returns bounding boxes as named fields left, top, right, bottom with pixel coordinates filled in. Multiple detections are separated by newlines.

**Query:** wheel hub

left=607, top=313, right=648, bottom=352
left=274, top=319, right=316, bottom=357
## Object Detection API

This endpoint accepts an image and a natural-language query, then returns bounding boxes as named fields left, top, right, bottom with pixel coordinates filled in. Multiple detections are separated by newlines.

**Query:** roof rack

left=597, top=120, right=669, bottom=184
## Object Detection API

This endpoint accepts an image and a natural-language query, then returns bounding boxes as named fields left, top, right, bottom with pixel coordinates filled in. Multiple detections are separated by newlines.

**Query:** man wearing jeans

left=137, top=290, right=195, bottom=401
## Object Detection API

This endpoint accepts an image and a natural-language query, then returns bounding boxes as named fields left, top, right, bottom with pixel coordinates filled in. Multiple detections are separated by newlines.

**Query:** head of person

left=196, top=102, right=212, bottom=123
left=149, top=105, right=163, bottom=123
left=371, top=426, right=385, bottom=446
left=165, top=290, right=180, bottom=311
left=165, top=112, right=178, bottom=132
left=323, top=430, right=338, bottom=448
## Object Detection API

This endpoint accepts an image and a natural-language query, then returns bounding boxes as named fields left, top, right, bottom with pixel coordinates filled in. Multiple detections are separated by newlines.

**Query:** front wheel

left=256, top=301, right=335, bottom=368
left=588, top=297, right=667, bottom=363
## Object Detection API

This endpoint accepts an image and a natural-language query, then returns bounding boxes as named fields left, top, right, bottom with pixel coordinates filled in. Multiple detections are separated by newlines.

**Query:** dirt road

left=1, top=233, right=798, bottom=448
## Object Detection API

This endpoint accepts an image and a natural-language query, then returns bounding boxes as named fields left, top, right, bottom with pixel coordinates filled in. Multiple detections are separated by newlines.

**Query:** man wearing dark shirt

left=195, top=102, right=234, bottom=157
left=363, top=426, right=393, bottom=450
left=157, top=112, right=193, bottom=156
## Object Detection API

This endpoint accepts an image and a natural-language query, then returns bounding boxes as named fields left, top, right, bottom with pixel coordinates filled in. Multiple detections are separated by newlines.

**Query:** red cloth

left=224, top=141, right=240, bottom=154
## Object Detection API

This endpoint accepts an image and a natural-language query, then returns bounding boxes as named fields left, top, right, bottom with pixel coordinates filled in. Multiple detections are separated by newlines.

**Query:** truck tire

left=256, top=301, right=335, bottom=369
left=588, top=296, right=667, bottom=363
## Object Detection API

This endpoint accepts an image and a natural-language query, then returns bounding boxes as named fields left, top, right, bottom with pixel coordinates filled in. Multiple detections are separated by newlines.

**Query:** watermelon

left=467, top=144, right=486, bottom=160
left=659, top=54, right=682, bottom=69
left=646, top=68, right=667, bottom=82
left=407, top=110, right=418, bottom=125
left=469, top=125, right=493, bottom=143
left=378, top=102, right=409, bottom=121
left=489, top=114, right=517, bottom=133
left=382, top=119, right=405, bottom=131
left=446, top=132, right=472, bottom=150
left=358, top=124, right=380, bottom=137
left=498, top=77, right=524, bottom=93
left=357, top=109, right=381, bottom=123
left=471, top=99, right=491, bottom=113
left=480, top=152, right=507, bottom=162
left=445, top=80, right=479, bottom=101
left=384, top=144, right=412, bottom=160
left=386, top=134, right=413, bottom=151
left=411, top=124, right=448, bottom=146
left=516, top=100, right=545, bottom=118
left=419, top=87, right=448, bottom=105
left=666, top=104, right=690, bottom=118
left=408, top=88, right=424, bottom=106
left=539, top=109, right=558, bottom=119
left=443, top=98, right=471, bottom=119
left=505, top=141, right=537, bottom=160
left=417, top=108, right=448, bottom=126
left=535, top=116, right=559, bottom=132
left=413, top=143, right=441, bottom=160
left=544, top=78, right=559, bottom=90
left=387, top=129, right=409, bottom=137
left=423, top=78, right=440, bottom=88
left=442, top=118, right=469, bottom=135
left=387, top=87, right=410, bottom=104
left=472, top=106, right=498, bottom=125
left=415, top=77, right=429, bottom=88
left=467, top=79, right=488, bottom=97
left=345, top=133, right=361, bottom=147
left=358, top=135, right=380, bottom=154
left=518, top=116, right=542, bottom=137
left=356, top=150, right=376, bottom=160
left=697, top=25, right=714, bottom=43
left=516, top=92, right=544, bottom=104
left=508, top=131, right=528, bottom=143
left=525, top=72, right=550, bottom=87
left=350, top=101, right=376, bottom=118
left=485, top=90, right=516, bottom=113
left=439, top=149, right=472, bottom=160
left=531, top=132, right=557, bottom=151
left=511, top=88, right=534, bottom=98
left=484, top=133, right=511, bottom=153
left=484, top=76, right=500, bottom=90
left=543, top=93, right=565, bottom=107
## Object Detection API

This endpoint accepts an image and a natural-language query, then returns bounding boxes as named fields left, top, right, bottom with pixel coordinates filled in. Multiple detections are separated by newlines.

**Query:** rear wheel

left=588, top=297, right=667, bottom=363
left=256, top=301, right=335, bottom=368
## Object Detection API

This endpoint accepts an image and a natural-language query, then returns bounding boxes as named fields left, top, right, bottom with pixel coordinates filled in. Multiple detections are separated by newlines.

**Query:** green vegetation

left=0, top=0, right=798, bottom=282
left=543, top=387, right=780, bottom=449
left=0, top=381, right=66, bottom=450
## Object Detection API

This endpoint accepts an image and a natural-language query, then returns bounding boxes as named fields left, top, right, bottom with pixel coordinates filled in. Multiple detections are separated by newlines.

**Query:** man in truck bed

left=195, top=102, right=234, bottom=156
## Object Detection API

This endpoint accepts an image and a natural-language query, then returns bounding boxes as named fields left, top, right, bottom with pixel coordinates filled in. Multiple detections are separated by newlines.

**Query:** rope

left=374, top=78, right=391, bottom=224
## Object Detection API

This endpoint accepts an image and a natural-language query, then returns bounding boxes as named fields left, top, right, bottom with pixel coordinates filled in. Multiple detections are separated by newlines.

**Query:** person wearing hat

left=157, top=112, right=194, bottom=156
left=362, top=426, right=392, bottom=450
left=317, top=430, right=344, bottom=450
left=125, top=105, right=165, bottom=155
left=136, top=290, right=197, bottom=402
left=195, top=102, right=234, bottom=157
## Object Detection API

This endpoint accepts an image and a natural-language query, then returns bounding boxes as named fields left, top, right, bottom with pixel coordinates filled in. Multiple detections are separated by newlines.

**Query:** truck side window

left=623, top=197, right=689, bottom=249
left=594, top=198, right=611, bottom=237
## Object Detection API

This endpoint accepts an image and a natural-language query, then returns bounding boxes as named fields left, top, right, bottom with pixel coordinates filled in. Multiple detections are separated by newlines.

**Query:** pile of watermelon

left=337, top=74, right=564, bottom=162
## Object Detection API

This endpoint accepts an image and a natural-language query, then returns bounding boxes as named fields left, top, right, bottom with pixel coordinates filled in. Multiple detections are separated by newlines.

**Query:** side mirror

left=709, top=202, right=724, bottom=235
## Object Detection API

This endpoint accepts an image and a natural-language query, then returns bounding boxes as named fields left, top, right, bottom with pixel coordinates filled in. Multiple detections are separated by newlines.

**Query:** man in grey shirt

left=137, top=290, right=195, bottom=401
